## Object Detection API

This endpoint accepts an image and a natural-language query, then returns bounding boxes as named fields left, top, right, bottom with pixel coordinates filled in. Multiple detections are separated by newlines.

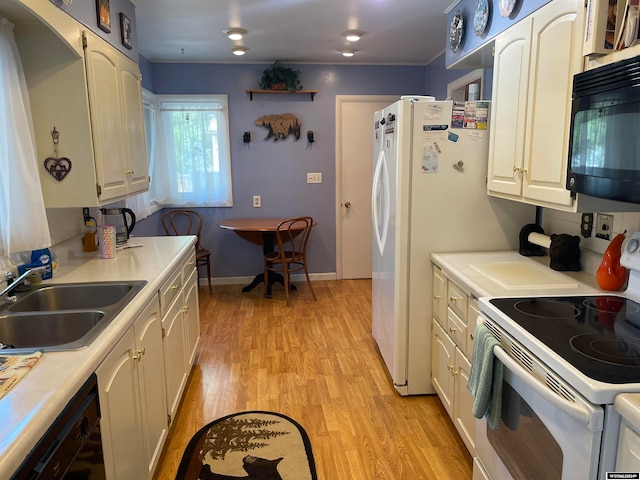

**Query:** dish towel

left=467, top=323, right=503, bottom=430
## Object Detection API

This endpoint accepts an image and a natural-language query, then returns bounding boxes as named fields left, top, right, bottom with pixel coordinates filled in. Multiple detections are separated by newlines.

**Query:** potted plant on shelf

left=259, top=61, right=303, bottom=91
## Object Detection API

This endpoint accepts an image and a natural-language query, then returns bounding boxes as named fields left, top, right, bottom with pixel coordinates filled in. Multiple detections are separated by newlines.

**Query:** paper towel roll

left=528, top=232, right=551, bottom=249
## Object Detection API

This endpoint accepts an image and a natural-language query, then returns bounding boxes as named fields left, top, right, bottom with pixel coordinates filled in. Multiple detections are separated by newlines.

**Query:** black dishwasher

left=11, top=373, right=106, bottom=479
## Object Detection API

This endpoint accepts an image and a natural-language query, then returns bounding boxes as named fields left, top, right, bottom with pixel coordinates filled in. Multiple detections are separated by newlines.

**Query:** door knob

left=344, top=202, right=351, bottom=208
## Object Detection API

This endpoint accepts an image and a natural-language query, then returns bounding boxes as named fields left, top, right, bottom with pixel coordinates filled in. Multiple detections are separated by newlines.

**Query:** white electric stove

left=474, top=229, right=640, bottom=480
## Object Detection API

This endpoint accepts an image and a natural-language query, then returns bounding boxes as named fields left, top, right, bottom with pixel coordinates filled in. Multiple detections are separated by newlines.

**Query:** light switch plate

left=596, top=213, right=613, bottom=240
left=307, top=172, right=322, bottom=183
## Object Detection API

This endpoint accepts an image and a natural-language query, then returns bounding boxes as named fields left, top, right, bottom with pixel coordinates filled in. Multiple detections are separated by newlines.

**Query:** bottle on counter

left=83, top=220, right=98, bottom=252
left=30, top=248, right=53, bottom=280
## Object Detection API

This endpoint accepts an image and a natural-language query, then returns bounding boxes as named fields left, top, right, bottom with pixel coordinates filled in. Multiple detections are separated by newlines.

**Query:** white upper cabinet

left=487, top=0, right=584, bottom=211
left=9, top=2, right=148, bottom=207
left=84, top=31, right=149, bottom=202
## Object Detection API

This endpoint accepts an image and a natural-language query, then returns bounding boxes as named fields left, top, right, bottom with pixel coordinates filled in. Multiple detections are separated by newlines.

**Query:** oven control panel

left=622, top=230, right=640, bottom=272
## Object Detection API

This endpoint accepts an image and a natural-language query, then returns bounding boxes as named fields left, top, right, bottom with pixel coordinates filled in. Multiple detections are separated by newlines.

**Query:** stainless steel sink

left=0, top=311, right=105, bottom=350
left=9, top=282, right=139, bottom=312
left=0, top=281, right=146, bottom=352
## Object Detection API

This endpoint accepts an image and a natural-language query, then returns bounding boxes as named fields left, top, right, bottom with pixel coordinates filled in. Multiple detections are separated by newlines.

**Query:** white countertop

left=431, top=250, right=602, bottom=298
left=0, top=235, right=196, bottom=477
left=616, top=394, right=640, bottom=432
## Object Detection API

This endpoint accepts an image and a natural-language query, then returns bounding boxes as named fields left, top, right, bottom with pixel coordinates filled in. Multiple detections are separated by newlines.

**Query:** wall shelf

left=246, top=89, right=318, bottom=101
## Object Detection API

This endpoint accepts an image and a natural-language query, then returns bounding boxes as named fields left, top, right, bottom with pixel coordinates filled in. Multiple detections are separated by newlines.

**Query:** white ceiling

left=134, top=0, right=453, bottom=65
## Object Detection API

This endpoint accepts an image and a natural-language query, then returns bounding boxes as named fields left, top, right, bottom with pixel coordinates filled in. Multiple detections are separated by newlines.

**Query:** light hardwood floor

left=153, top=280, right=472, bottom=480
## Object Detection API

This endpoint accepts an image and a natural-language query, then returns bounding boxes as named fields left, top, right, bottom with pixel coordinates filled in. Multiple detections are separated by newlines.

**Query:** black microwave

left=567, top=55, right=640, bottom=204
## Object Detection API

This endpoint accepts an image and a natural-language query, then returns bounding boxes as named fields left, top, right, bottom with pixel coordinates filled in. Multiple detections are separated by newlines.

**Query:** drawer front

left=160, top=267, right=183, bottom=315
left=433, top=266, right=447, bottom=326
left=466, top=298, right=481, bottom=359
left=447, top=281, right=468, bottom=321
left=447, top=307, right=467, bottom=352
left=182, top=250, right=197, bottom=281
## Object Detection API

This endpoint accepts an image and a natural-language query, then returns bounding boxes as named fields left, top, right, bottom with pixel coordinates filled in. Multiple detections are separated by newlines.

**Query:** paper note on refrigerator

left=421, top=131, right=446, bottom=173
left=421, top=144, right=439, bottom=173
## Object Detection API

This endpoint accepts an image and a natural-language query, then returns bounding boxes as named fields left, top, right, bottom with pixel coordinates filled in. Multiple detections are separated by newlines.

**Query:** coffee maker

left=100, top=208, right=136, bottom=245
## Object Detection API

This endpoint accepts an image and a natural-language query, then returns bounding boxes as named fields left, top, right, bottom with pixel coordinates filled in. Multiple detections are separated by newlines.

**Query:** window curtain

left=127, top=90, right=161, bottom=220
left=0, top=18, right=51, bottom=264
left=151, top=98, right=233, bottom=207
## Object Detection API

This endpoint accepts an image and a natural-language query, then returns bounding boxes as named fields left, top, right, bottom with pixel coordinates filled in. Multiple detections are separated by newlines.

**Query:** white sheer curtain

left=127, top=90, right=161, bottom=220
left=151, top=96, right=233, bottom=207
left=0, top=18, right=51, bottom=265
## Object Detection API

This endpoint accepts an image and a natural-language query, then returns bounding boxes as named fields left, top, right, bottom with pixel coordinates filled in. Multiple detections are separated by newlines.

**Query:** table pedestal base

left=242, top=273, right=297, bottom=298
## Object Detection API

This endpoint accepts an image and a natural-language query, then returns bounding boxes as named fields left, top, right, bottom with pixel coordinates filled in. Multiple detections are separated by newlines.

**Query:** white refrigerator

left=371, top=97, right=534, bottom=395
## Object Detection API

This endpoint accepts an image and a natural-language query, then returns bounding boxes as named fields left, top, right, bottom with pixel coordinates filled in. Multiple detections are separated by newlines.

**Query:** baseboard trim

left=203, top=272, right=337, bottom=286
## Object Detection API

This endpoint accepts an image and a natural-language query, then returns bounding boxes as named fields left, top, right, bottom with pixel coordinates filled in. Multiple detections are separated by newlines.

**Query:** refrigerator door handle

left=372, top=150, right=390, bottom=256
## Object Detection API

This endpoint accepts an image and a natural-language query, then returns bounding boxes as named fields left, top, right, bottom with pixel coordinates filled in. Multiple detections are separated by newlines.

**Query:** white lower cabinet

left=184, top=267, right=201, bottom=367
left=161, top=250, right=200, bottom=423
left=97, top=296, right=167, bottom=480
left=162, top=286, right=188, bottom=421
left=431, top=264, right=477, bottom=455
left=473, top=457, right=491, bottom=480
left=432, top=320, right=455, bottom=416
left=616, top=421, right=640, bottom=472
left=453, top=351, right=475, bottom=455
left=97, top=248, right=201, bottom=479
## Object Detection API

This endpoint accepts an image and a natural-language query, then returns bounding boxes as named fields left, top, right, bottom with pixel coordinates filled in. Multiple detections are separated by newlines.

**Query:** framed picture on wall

left=97, top=0, right=111, bottom=33
left=120, top=13, right=133, bottom=49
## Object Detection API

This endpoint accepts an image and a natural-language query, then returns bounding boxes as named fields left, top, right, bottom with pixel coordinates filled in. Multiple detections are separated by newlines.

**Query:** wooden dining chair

left=264, top=216, right=317, bottom=306
left=162, top=209, right=212, bottom=293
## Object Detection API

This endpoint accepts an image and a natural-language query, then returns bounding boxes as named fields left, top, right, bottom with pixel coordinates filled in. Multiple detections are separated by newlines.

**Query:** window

left=135, top=93, right=233, bottom=213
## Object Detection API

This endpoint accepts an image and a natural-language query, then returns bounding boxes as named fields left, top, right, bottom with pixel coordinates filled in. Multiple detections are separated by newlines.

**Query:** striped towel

left=467, top=323, right=503, bottom=430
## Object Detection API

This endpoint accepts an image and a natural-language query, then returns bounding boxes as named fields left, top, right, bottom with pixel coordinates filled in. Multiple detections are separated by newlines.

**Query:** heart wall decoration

left=44, top=156, right=72, bottom=181
left=43, top=126, right=72, bottom=181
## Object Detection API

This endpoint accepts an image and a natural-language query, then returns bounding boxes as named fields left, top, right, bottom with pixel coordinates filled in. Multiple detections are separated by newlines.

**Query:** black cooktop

left=490, top=295, right=640, bottom=384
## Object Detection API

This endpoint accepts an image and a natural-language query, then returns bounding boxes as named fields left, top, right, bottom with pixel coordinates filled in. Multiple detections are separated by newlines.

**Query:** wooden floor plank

left=152, top=280, right=472, bottom=480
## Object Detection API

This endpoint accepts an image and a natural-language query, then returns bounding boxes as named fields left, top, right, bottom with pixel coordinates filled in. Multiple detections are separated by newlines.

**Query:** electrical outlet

left=581, top=213, right=593, bottom=238
left=307, top=172, right=322, bottom=183
left=252, top=195, right=261, bottom=207
left=595, top=213, right=613, bottom=240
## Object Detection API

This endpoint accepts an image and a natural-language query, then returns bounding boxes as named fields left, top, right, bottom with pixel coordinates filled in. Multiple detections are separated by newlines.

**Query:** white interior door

left=336, top=95, right=398, bottom=279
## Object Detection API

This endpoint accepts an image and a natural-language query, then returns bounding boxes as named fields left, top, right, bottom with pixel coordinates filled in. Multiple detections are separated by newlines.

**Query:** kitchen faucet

left=0, top=267, right=46, bottom=302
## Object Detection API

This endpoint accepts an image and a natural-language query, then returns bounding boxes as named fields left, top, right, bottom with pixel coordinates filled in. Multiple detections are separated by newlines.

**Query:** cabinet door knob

left=449, top=327, right=457, bottom=333
left=450, top=296, right=457, bottom=302
left=513, top=166, right=520, bottom=173
left=434, top=294, right=441, bottom=299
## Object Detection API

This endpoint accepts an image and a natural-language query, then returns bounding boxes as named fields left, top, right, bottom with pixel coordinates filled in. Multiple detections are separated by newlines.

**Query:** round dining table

left=218, top=218, right=315, bottom=297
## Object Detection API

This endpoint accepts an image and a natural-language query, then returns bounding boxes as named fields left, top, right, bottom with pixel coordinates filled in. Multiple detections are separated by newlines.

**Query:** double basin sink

left=0, top=281, right=146, bottom=352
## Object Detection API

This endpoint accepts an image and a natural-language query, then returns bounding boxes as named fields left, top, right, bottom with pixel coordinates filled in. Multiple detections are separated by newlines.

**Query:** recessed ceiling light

left=343, top=31, right=363, bottom=42
left=224, top=28, right=247, bottom=40
left=341, top=49, right=356, bottom=57
left=231, top=46, right=248, bottom=56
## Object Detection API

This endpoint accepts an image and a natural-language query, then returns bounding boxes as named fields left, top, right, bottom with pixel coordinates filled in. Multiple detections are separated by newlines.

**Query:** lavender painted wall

left=133, top=62, right=445, bottom=279
left=49, top=0, right=138, bottom=62
left=445, top=0, right=551, bottom=68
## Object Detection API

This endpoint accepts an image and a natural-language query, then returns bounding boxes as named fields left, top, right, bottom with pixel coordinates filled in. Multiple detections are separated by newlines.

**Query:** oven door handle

left=493, top=345, right=602, bottom=432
